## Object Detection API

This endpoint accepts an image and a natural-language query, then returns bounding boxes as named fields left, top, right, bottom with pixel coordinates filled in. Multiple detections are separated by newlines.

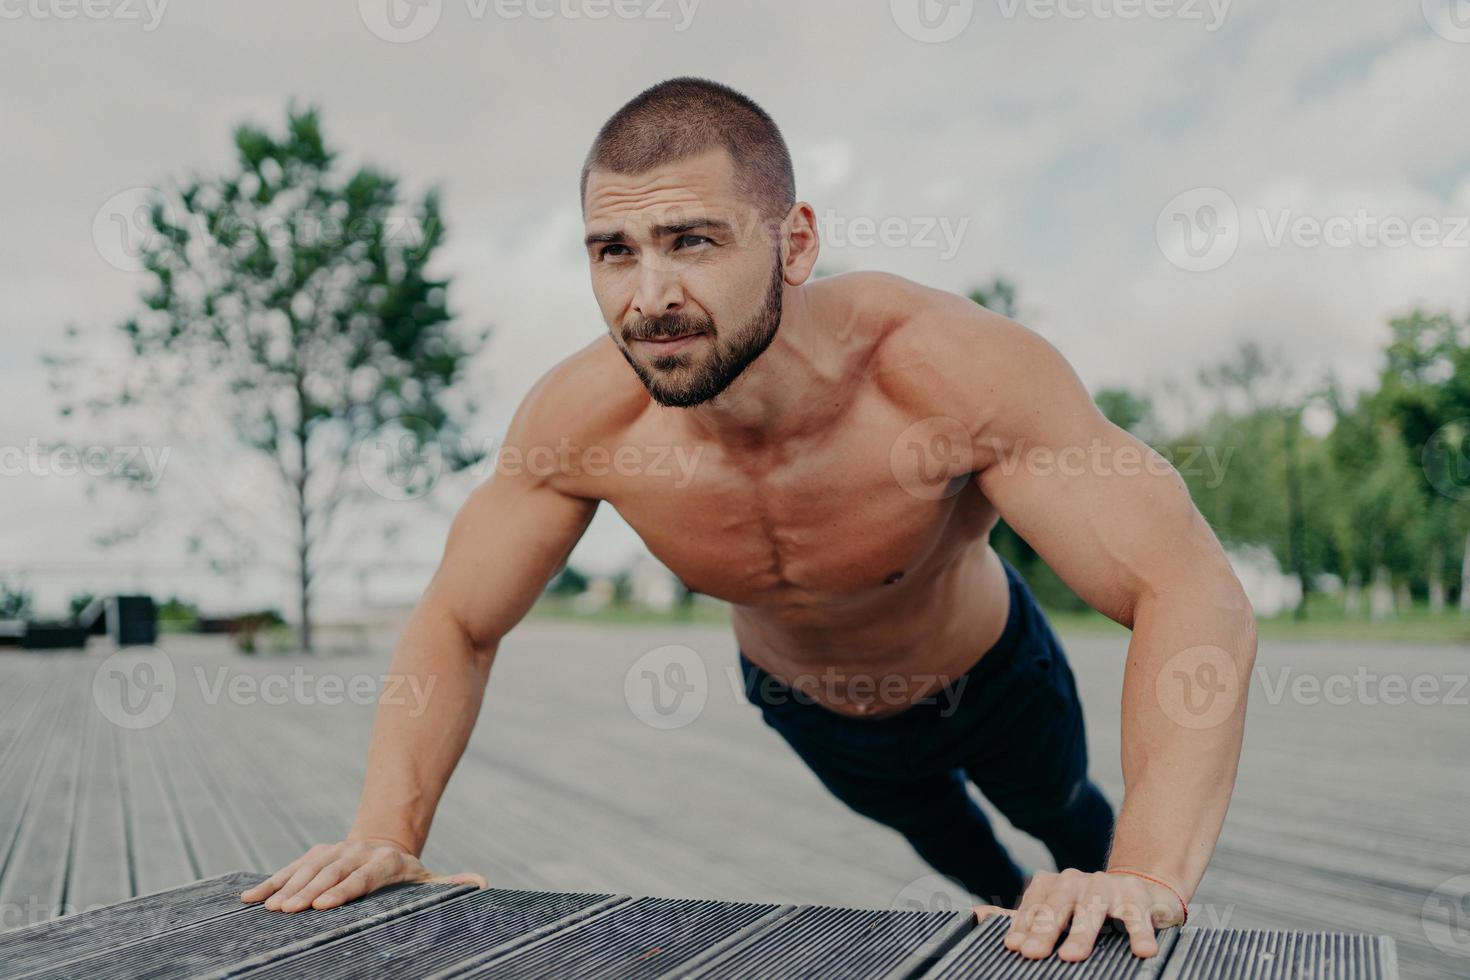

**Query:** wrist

left=346, top=828, right=423, bottom=856
left=1104, top=867, right=1190, bottom=925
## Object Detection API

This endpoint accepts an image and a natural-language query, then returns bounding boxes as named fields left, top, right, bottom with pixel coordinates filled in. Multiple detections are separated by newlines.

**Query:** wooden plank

left=0, top=665, right=86, bottom=928
left=0, top=871, right=263, bottom=979
left=1158, top=928, right=1400, bottom=980
left=429, top=896, right=786, bottom=979
left=143, top=712, right=259, bottom=877
left=917, top=915, right=1180, bottom=979
left=231, top=888, right=625, bottom=979
left=65, top=698, right=132, bottom=912
left=117, top=727, right=198, bottom=896
left=11, top=880, right=473, bottom=980
left=677, top=904, right=974, bottom=980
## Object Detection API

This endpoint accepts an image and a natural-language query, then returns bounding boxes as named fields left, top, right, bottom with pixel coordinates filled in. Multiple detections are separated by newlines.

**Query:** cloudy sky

left=2, top=0, right=1467, bottom=617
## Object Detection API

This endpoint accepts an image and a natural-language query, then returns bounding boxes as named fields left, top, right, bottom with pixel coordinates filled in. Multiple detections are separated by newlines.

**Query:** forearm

left=348, top=599, right=495, bottom=856
left=1107, top=570, right=1257, bottom=898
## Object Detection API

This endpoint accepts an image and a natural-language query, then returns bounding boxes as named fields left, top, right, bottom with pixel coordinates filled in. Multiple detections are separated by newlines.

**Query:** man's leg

left=792, top=752, right=1028, bottom=907
left=739, top=651, right=1028, bottom=906
left=960, top=569, right=1115, bottom=875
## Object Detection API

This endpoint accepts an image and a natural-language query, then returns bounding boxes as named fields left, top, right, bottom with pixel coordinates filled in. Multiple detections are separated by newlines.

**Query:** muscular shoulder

left=502, top=335, right=652, bottom=466
left=853, top=273, right=1094, bottom=452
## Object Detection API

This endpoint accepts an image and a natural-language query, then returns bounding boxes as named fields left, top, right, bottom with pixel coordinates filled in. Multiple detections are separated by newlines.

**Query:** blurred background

left=1, top=3, right=1468, bottom=978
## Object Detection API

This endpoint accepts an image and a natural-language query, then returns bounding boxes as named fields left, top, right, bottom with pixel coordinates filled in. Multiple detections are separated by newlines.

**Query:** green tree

left=65, top=106, right=484, bottom=651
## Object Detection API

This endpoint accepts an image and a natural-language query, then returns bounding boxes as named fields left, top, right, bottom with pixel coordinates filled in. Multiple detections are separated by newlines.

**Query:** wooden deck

left=0, top=622, right=1460, bottom=977
left=0, top=872, right=1401, bottom=978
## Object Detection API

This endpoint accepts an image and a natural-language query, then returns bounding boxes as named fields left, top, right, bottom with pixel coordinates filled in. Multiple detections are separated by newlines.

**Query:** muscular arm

left=921, top=302, right=1256, bottom=959
left=242, top=374, right=598, bottom=912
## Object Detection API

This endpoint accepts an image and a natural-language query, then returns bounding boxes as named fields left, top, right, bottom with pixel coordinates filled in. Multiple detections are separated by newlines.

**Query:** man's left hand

left=971, top=868, right=1186, bottom=962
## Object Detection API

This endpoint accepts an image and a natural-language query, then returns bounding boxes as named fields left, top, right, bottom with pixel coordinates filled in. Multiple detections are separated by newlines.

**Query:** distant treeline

left=994, top=302, right=1470, bottom=620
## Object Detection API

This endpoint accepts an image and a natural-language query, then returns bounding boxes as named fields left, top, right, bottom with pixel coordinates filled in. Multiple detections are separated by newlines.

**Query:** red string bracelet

left=1105, top=869, right=1190, bottom=925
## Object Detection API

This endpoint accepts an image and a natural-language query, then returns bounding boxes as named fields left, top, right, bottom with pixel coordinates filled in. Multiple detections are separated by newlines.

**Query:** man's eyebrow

left=583, top=218, right=733, bottom=248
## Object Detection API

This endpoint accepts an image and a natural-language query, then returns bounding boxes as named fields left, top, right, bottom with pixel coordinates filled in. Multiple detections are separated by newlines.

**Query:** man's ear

left=780, top=202, right=820, bottom=285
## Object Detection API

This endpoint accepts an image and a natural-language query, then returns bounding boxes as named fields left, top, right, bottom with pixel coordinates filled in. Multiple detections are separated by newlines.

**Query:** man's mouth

left=631, top=331, right=705, bottom=355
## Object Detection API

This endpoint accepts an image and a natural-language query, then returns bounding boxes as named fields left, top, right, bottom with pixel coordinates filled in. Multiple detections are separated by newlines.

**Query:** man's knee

left=990, top=774, right=1103, bottom=831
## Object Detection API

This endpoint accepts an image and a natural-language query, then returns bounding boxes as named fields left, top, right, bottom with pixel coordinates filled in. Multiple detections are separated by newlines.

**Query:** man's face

left=583, top=149, right=785, bottom=408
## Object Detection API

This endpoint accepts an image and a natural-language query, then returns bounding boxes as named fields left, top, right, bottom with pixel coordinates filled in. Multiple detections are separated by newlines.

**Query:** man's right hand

left=239, top=838, right=488, bottom=913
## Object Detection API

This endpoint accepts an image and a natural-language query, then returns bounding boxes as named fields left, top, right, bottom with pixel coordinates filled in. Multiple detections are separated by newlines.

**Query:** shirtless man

left=242, top=77, right=1257, bottom=964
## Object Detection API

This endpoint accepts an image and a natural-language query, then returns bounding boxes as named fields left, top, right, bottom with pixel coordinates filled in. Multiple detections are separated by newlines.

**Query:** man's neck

left=682, top=286, right=846, bottom=449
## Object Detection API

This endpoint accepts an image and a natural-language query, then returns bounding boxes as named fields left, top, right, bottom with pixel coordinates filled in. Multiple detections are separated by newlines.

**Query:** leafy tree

left=61, top=106, right=485, bottom=651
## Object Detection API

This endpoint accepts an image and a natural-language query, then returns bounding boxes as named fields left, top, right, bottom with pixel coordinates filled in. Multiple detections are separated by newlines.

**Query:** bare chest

left=595, top=419, right=990, bottom=605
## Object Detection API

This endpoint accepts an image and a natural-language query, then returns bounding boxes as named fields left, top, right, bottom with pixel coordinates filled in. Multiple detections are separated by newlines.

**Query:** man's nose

left=631, top=262, right=685, bottom=318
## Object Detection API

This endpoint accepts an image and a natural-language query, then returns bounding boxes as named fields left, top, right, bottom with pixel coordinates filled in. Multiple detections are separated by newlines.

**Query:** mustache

left=624, top=312, right=713, bottom=342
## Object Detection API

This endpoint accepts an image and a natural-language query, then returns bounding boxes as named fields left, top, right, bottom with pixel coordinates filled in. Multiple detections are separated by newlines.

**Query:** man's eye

left=675, top=234, right=712, bottom=248
left=599, top=244, right=632, bottom=260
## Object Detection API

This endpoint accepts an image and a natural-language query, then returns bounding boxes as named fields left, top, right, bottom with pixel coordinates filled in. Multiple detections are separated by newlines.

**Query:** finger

left=1017, top=896, right=1075, bottom=959
left=1116, top=893, right=1161, bottom=958
left=970, top=904, right=1012, bottom=924
left=1057, top=886, right=1110, bottom=962
left=1003, top=881, right=1053, bottom=950
left=279, top=862, right=354, bottom=913
left=265, top=856, right=332, bottom=911
left=241, top=859, right=306, bottom=903
left=311, top=867, right=381, bottom=910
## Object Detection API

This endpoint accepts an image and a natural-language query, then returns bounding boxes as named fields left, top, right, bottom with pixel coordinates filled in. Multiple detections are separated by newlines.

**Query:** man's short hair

left=581, top=77, right=796, bottom=221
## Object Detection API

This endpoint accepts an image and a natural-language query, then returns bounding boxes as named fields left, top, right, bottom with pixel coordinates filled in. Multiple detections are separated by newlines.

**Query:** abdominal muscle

left=731, top=541, right=1013, bottom=719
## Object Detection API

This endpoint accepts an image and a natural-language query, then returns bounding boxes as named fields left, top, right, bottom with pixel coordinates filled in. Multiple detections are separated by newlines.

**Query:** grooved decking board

left=1158, top=928, right=1400, bottom=980
left=679, top=903, right=974, bottom=979
left=431, top=896, right=788, bottom=979
left=917, top=914, right=1180, bottom=979
left=0, top=669, right=86, bottom=928
left=66, top=703, right=132, bottom=911
left=0, top=871, right=265, bottom=978
left=234, top=888, right=624, bottom=979
left=10, top=880, right=474, bottom=980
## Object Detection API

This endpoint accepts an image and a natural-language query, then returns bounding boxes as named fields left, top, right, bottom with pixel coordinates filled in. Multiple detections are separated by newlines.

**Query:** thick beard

left=618, top=259, right=784, bottom=408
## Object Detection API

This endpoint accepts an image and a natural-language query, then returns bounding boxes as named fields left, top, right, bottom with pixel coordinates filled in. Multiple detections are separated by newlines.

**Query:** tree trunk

left=1283, top=408, right=1309, bottom=620
left=1429, top=543, right=1446, bottom=615
left=295, top=373, right=314, bottom=654
left=1461, top=529, right=1470, bottom=614
left=1369, top=565, right=1394, bottom=621
left=1344, top=571, right=1362, bottom=618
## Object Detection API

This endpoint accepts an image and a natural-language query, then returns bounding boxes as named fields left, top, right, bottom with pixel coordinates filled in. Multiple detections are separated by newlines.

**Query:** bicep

left=424, top=467, right=598, bottom=651
left=973, top=341, right=1221, bottom=626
